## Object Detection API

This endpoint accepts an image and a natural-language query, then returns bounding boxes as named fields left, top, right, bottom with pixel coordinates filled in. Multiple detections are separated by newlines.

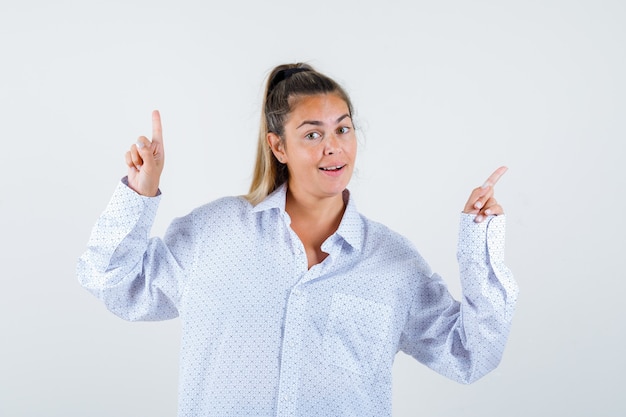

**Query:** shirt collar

left=335, top=189, right=364, bottom=253
left=251, top=183, right=288, bottom=213
left=251, top=183, right=364, bottom=253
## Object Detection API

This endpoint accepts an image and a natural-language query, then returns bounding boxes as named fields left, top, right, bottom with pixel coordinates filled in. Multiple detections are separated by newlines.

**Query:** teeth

left=321, top=165, right=343, bottom=171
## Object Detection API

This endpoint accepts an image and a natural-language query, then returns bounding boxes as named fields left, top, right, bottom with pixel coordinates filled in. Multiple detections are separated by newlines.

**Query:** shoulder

left=194, top=195, right=251, bottom=212
left=359, top=212, right=422, bottom=260
left=342, top=190, right=418, bottom=257
left=166, top=196, right=256, bottom=244
left=349, top=211, right=434, bottom=283
left=190, top=195, right=253, bottom=222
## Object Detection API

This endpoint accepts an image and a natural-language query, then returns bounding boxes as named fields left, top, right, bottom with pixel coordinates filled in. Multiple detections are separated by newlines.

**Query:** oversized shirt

left=77, top=179, right=518, bottom=417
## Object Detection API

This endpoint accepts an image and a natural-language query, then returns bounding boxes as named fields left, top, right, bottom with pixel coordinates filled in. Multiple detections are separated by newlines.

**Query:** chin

left=321, top=181, right=350, bottom=197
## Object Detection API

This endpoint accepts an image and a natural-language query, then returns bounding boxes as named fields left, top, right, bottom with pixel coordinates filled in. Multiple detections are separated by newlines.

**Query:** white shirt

left=77, top=180, right=518, bottom=417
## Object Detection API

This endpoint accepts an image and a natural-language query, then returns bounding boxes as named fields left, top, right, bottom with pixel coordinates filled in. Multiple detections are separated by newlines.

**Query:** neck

left=284, top=185, right=347, bottom=269
left=285, top=185, right=346, bottom=226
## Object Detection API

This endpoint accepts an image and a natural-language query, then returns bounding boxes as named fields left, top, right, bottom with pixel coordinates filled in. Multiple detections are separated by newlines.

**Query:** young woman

left=77, top=63, right=518, bottom=416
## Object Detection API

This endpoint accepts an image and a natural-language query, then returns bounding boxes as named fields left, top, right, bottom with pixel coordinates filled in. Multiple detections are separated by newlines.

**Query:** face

left=268, top=94, right=357, bottom=202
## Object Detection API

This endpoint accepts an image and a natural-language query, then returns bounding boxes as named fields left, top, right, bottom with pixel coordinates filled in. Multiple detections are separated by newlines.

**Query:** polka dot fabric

left=77, top=180, right=518, bottom=417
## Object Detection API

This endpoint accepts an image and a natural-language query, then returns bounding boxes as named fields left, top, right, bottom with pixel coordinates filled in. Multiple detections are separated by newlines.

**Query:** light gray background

left=1, top=1, right=624, bottom=416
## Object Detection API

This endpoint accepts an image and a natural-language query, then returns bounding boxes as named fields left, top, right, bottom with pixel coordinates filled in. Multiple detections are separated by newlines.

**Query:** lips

left=319, top=164, right=346, bottom=171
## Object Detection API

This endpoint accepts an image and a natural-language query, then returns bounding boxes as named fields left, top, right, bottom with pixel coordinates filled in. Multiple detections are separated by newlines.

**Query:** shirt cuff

left=120, top=176, right=162, bottom=197
left=457, top=213, right=507, bottom=264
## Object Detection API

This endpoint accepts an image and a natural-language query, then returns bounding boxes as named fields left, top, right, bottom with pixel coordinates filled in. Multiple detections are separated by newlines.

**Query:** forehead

left=286, top=94, right=350, bottom=124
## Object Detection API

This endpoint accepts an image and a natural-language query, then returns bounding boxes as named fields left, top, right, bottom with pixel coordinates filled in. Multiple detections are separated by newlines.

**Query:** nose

left=324, top=133, right=341, bottom=155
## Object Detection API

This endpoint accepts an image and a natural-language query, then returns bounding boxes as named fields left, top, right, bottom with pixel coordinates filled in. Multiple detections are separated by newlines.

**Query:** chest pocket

left=323, top=292, right=393, bottom=375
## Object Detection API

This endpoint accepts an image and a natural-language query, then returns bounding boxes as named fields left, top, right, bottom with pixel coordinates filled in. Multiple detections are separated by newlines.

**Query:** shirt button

left=283, top=394, right=290, bottom=402
left=292, top=289, right=302, bottom=296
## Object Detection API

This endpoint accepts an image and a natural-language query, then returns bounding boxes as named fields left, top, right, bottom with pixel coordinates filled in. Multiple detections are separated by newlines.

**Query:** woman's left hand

left=463, top=166, right=508, bottom=223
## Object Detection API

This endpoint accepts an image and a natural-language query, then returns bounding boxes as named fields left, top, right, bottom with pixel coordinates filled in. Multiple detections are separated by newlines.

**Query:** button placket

left=276, top=288, right=307, bottom=416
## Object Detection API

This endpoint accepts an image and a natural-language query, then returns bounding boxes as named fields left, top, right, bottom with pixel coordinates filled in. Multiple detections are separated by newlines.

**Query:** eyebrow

left=296, top=114, right=351, bottom=129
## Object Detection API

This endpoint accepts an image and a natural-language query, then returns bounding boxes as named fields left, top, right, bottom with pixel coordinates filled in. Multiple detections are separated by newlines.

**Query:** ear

left=267, top=132, right=287, bottom=163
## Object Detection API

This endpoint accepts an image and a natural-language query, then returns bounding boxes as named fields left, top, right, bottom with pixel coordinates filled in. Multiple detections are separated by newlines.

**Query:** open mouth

left=319, top=165, right=346, bottom=172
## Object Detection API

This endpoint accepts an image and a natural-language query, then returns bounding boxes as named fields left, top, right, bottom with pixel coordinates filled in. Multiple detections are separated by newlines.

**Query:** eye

left=337, top=126, right=351, bottom=135
left=305, top=132, right=322, bottom=140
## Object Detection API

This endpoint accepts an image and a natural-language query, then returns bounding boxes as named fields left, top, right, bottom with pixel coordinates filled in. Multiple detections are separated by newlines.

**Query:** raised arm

left=400, top=166, right=517, bottom=383
left=77, top=110, right=191, bottom=321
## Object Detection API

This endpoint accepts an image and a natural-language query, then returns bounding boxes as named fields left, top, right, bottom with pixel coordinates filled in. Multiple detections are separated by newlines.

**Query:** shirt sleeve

left=399, top=213, right=518, bottom=384
left=76, top=178, right=196, bottom=321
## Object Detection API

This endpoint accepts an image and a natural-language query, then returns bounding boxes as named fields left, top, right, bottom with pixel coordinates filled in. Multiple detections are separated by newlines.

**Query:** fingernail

left=485, top=209, right=492, bottom=215
left=136, top=141, right=145, bottom=149
left=474, top=201, right=483, bottom=209
left=481, top=182, right=491, bottom=189
left=475, top=214, right=484, bottom=223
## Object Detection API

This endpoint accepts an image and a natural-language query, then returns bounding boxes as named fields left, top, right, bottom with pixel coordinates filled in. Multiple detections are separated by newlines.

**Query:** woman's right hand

left=125, top=110, right=165, bottom=197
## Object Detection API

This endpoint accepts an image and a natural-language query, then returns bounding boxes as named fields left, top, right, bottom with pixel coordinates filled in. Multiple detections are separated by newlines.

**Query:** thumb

left=135, top=136, right=155, bottom=166
left=136, top=134, right=165, bottom=173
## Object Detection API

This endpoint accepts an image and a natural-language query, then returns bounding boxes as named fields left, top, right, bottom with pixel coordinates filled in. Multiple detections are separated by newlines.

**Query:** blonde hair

left=245, top=63, right=354, bottom=205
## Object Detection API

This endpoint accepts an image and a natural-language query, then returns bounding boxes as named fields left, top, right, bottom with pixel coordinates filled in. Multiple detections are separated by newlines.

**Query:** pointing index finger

left=482, top=166, right=508, bottom=188
left=152, top=110, right=163, bottom=143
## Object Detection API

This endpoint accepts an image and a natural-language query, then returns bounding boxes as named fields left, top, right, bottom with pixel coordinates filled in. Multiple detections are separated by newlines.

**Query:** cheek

left=286, top=149, right=316, bottom=173
left=345, top=140, right=357, bottom=159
